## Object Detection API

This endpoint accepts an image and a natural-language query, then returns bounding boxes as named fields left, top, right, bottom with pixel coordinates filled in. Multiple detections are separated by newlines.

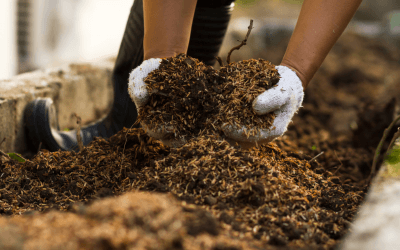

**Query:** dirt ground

left=1, top=32, right=400, bottom=250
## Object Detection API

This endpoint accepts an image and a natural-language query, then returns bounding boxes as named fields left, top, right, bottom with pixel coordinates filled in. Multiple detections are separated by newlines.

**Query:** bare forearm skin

left=281, top=0, right=363, bottom=88
left=143, top=0, right=198, bottom=60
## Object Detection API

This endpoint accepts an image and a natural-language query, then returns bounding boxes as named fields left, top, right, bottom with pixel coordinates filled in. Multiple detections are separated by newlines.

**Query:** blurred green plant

left=63, top=128, right=70, bottom=131
left=369, top=115, right=400, bottom=183
left=281, top=0, right=304, bottom=4
left=311, top=145, right=317, bottom=151
left=235, top=0, right=258, bottom=6
left=385, top=147, right=400, bottom=165
left=7, top=153, right=26, bottom=163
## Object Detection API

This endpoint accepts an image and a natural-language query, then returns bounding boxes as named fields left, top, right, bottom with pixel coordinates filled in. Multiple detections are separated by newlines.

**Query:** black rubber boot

left=24, top=0, right=234, bottom=152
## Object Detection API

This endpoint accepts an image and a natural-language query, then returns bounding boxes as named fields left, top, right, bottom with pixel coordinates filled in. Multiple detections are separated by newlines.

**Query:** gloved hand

left=128, top=58, right=184, bottom=147
left=222, top=65, right=304, bottom=147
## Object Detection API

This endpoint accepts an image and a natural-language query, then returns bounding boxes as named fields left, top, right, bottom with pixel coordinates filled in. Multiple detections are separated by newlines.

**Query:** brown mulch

left=1, top=33, right=400, bottom=250
left=0, top=192, right=264, bottom=250
left=140, top=54, right=279, bottom=141
left=0, top=126, right=364, bottom=250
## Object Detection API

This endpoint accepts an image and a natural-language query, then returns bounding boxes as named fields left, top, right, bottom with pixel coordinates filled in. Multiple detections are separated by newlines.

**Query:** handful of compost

left=129, top=54, right=303, bottom=147
left=223, top=65, right=304, bottom=147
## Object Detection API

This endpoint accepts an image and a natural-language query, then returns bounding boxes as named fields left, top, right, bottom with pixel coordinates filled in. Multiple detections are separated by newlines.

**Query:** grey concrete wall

left=341, top=137, right=400, bottom=250
left=0, top=59, right=114, bottom=154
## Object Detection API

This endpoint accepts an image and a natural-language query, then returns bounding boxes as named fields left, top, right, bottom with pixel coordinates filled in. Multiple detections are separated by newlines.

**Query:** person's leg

left=188, top=0, right=235, bottom=65
left=25, top=0, right=235, bottom=151
left=96, top=0, right=236, bottom=137
left=103, top=0, right=145, bottom=138
left=24, top=0, right=145, bottom=152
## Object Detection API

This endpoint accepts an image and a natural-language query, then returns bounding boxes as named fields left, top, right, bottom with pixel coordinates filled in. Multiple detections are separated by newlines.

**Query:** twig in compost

left=333, top=150, right=343, bottom=175
left=37, top=142, right=42, bottom=154
left=122, top=123, right=137, bottom=157
left=215, top=56, right=224, bottom=67
left=0, top=149, right=9, bottom=159
left=0, top=150, right=28, bottom=163
left=74, top=113, right=84, bottom=152
left=0, top=139, right=8, bottom=160
left=120, top=122, right=142, bottom=177
left=226, top=19, right=254, bottom=65
left=387, top=127, right=400, bottom=154
left=368, top=114, right=400, bottom=183
left=309, top=151, right=324, bottom=163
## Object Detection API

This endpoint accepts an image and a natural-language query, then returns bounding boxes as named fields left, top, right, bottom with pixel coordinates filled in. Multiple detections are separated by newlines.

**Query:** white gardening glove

left=128, top=58, right=184, bottom=147
left=222, top=65, right=304, bottom=147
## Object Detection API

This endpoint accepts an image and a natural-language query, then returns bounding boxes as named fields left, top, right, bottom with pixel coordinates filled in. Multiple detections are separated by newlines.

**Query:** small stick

left=309, top=151, right=324, bottom=163
left=333, top=150, right=343, bottom=175
left=120, top=123, right=138, bottom=177
left=0, top=150, right=28, bottom=162
left=226, top=19, right=254, bottom=65
left=0, top=149, right=10, bottom=159
left=368, top=114, right=400, bottom=183
left=37, top=142, right=42, bottom=154
left=122, top=123, right=137, bottom=158
left=387, top=127, right=400, bottom=153
left=74, top=113, right=84, bottom=152
left=0, top=138, right=8, bottom=160
left=215, top=56, right=224, bottom=67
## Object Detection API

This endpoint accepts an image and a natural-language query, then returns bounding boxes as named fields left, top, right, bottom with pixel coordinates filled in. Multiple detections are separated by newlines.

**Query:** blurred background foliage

left=0, top=0, right=399, bottom=80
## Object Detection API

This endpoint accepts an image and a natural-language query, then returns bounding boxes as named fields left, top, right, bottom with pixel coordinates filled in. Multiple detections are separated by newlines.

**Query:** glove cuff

left=128, top=58, right=162, bottom=108
left=276, top=65, right=304, bottom=110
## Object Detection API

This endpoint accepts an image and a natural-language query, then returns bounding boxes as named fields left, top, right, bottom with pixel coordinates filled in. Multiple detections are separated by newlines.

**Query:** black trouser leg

left=102, top=0, right=235, bottom=136
left=25, top=0, right=235, bottom=152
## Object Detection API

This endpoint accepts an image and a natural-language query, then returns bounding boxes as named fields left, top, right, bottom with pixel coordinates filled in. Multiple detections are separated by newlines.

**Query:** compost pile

left=0, top=128, right=364, bottom=250
left=139, top=54, right=279, bottom=141
left=1, top=32, right=400, bottom=250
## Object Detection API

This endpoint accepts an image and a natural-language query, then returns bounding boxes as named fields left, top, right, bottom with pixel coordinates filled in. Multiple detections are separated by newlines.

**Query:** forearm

left=143, top=0, right=198, bottom=60
left=281, top=0, right=362, bottom=88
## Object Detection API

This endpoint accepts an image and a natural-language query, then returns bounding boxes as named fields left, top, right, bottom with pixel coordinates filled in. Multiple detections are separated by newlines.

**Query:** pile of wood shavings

left=0, top=192, right=258, bottom=250
left=217, top=59, right=280, bottom=131
left=0, top=128, right=365, bottom=249
left=139, top=54, right=279, bottom=141
left=139, top=54, right=222, bottom=140
left=138, top=135, right=364, bottom=248
left=0, top=129, right=168, bottom=214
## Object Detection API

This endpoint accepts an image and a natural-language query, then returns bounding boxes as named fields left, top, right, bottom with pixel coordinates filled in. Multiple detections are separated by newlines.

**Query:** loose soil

left=140, top=54, right=279, bottom=141
left=1, top=33, right=400, bottom=250
left=0, top=129, right=364, bottom=250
